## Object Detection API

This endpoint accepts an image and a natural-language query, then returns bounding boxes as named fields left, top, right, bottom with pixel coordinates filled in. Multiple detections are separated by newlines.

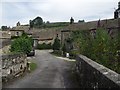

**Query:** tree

left=71, top=29, right=120, bottom=73
left=46, top=21, right=50, bottom=24
left=70, top=17, right=74, bottom=24
left=1, top=26, right=8, bottom=30
left=53, top=37, right=61, bottom=50
left=34, top=17, right=43, bottom=26
left=10, top=33, right=33, bottom=54
left=29, top=20, right=33, bottom=28
left=78, top=20, right=85, bottom=23
left=30, top=16, right=43, bottom=28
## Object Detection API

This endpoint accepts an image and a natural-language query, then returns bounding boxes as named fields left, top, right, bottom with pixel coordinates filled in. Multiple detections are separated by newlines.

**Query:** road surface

left=3, top=50, right=77, bottom=88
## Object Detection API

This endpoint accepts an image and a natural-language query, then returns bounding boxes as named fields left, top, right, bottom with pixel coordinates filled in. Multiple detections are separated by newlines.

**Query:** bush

left=71, top=30, right=92, bottom=57
left=53, top=37, right=61, bottom=50
left=11, top=36, right=20, bottom=39
left=71, top=28, right=120, bottom=73
left=37, top=43, right=52, bottom=50
left=10, top=33, right=33, bottom=54
left=61, top=44, right=66, bottom=56
left=69, top=50, right=79, bottom=59
left=52, top=50, right=62, bottom=56
left=41, top=22, right=69, bottom=28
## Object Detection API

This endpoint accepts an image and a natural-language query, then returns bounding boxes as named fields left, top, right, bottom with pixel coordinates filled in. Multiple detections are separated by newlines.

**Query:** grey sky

left=1, top=0, right=120, bottom=27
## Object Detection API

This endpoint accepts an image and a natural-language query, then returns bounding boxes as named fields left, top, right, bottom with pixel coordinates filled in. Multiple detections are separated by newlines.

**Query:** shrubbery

left=52, top=37, right=61, bottom=50
left=37, top=43, right=52, bottom=50
left=10, top=33, right=33, bottom=54
left=29, top=16, right=69, bottom=29
left=37, top=37, right=61, bottom=50
left=71, top=28, right=120, bottom=73
left=51, top=37, right=62, bottom=56
left=51, top=50, right=62, bottom=56
left=69, top=50, right=79, bottom=59
left=43, top=22, right=69, bottom=28
left=11, top=36, right=20, bottom=39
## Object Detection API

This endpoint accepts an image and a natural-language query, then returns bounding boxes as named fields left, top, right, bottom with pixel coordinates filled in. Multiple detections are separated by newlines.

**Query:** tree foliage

left=1, top=26, right=8, bottom=30
left=71, top=28, right=120, bottom=73
left=30, top=16, right=43, bottom=28
left=10, top=33, right=33, bottom=54
left=78, top=20, right=85, bottom=23
left=70, top=17, right=74, bottom=24
left=37, top=43, right=52, bottom=50
left=53, top=37, right=61, bottom=50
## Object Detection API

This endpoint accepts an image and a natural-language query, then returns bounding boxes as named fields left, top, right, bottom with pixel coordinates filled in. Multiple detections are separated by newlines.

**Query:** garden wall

left=2, top=53, right=28, bottom=82
left=0, top=39, right=11, bottom=49
left=76, top=55, right=120, bottom=88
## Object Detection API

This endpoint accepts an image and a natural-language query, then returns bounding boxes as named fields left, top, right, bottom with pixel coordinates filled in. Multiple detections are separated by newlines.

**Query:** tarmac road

left=3, top=50, right=77, bottom=88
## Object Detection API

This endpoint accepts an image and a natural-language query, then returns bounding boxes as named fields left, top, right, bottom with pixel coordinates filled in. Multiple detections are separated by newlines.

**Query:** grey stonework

left=2, top=54, right=28, bottom=82
left=1, top=18, right=119, bottom=47
left=75, top=55, right=120, bottom=88
left=28, top=18, right=119, bottom=45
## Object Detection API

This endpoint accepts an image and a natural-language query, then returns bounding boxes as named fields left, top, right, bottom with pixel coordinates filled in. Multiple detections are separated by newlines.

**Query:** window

left=16, top=32, right=19, bottom=36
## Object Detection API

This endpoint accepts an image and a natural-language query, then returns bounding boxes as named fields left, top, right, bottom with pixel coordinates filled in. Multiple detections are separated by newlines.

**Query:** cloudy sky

left=1, top=0, right=120, bottom=27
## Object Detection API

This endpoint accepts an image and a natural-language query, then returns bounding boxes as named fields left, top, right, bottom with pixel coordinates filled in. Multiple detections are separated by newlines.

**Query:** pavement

left=3, top=50, right=77, bottom=88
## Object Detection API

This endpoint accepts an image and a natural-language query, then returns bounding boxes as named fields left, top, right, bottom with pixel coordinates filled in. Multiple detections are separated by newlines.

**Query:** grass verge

left=29, top=62, right=37, bottom=72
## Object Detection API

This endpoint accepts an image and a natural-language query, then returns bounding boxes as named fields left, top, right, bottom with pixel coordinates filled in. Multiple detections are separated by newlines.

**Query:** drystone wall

left=2, top=54, right=28, bottom=82
left=75, top=55, right=120, bottom=88
left=0, top=39, right=11, bottom=49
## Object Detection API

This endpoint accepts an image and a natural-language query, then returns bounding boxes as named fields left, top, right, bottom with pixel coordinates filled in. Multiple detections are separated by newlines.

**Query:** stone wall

left=0, top=31, right=11, bottom=49
left=75, top=55, right=120, bottom=88
left=0, top=39, right=11, bottom=49
left=0, top=31, right=11, bottom=39
left=12, top=26, right=30, bottom=32
left=27, top=18, right=119, bottom=45
left=9, top=18, right=119, bottom=45
left=29, top=28, right=61, bottom=39
left=38, top=39, right=54, bottom=44
left=2, top=53, right=28, bottom=82
left=10, top=30, right=24, bottom=37
left=27, top=28, right=61, bottom=44
left=67, top=18, right=119, bottom=31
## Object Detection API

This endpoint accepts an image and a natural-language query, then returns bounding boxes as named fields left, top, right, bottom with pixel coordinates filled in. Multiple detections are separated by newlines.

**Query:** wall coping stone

left=2, top=53, right=26, bottom=60
left=78, top=54, right=120, bottom=86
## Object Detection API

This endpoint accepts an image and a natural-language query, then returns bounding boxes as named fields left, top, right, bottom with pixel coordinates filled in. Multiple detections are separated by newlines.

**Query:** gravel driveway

left=3, top=50, right=77, bottom=88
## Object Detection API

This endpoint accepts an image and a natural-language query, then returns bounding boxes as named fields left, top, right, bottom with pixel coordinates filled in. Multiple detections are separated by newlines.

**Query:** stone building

left=10, top=29, right=24, bottom=37
left=114, top=2, right=120, bottom=19
left=38, top=38, right=54, bottom=44
left=10, top=25, right=30, bottom=37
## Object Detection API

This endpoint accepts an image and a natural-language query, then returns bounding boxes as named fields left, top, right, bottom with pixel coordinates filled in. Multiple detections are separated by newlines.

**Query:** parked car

left=27, top=48, right=35, bottom=56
